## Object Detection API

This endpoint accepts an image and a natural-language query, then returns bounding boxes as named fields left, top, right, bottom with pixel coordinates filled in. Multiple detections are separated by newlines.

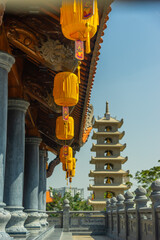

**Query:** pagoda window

left=104, top=191, right=114, bottom=199
left=105, top=138, right=112, bottom=144
left=104, top=177, right=113, bottom=184
left=105, top=126, right=112, bottom=132
left=105, top=163, right=113, bottom=170
left=105, top=150, right=113, bottom=157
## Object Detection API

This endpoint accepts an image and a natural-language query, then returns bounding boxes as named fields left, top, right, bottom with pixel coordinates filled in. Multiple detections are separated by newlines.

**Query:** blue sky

left=47, top=1, right=160, bottom=198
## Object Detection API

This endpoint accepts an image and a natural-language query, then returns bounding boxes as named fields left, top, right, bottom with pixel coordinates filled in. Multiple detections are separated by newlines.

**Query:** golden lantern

left=60, top=0, right=99, bottom=54
left=60, top=145, right=73, bottom=164
left=56, top=116, right=74, bottom=140
left=53, top=72, right=79, bottom=107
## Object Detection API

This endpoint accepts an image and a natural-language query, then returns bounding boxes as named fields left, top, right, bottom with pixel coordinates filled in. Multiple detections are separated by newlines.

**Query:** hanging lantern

left=53, top=72, right=79, bottom=106
left=60, top=145, right=73, bottom=164
left=56, top=116, right=74, bottom=140
left=60, top=0, right=99, bottom=54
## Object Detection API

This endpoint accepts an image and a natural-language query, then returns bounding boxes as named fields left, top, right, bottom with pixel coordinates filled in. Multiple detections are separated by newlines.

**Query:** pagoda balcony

left=90, top=156, right=128, bottom=164
left=91, top=143, right=126, bottom=152
left=89, top=170, right=128, bottom=177
left=88, top=184, right=129, bottom=191
left=92, top=130, right=125, bottom=140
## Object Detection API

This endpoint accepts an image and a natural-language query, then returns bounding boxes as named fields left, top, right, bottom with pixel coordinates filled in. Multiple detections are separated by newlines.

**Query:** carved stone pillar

left=4, top=99, right=29, bottom=238
left=39, top=150, right=48, bottom=227
left=0, top=51, right=15, bottom=239
left=23, top=137, right=42, bottom=231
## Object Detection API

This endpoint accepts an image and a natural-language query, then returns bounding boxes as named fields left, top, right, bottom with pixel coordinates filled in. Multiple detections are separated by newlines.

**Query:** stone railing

left=47, top=180, right=160, bottom=239
left=106, top=180, right=160, bottom=240
left=47, top=199, right=106, bottom=235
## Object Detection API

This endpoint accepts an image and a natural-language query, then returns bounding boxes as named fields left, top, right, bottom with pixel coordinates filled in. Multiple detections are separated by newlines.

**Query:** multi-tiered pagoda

left=88, top=102, right=129, bottom=210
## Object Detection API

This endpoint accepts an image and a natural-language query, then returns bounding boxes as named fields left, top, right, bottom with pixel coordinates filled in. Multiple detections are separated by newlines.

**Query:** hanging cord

left=74, top=0, right=76, bottom=13
left=85, top=22, right=91, bottom=54
left=77, top=61, right=81, bottom=84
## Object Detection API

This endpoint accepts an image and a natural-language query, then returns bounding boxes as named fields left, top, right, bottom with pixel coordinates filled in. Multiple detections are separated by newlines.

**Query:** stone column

left=63, top=199, right=70, bottom=232
left=134, top=186, right=148, bottom=240
left=39, top=150, right=48, bottom=227
left=150, top=180, right=160, bottom=240
left=4, top=99, right=29, bottom=238
left=23, top=137, right=42, bottom=231
left=0, top=51, right=15, bottom=239
left=124, top=191, right=134, bottom=240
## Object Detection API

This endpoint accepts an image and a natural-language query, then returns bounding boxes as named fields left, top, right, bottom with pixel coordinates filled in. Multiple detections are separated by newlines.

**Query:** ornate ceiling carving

left=37, top=38, right=77, bottom=72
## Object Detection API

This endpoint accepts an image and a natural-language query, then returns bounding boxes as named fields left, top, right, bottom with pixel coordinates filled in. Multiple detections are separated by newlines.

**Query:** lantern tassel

left=85, top=22, right=91, bottom=54
left=74, top=0, right=76, bottom=13
left=77, top=61, right=81, bottom=84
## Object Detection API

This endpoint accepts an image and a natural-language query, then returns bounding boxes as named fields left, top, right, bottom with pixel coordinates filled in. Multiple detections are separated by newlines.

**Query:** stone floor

left=72, top=236, right=108, bottom=240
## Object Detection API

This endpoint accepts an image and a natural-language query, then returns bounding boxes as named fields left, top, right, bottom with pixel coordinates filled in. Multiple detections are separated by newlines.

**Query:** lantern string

left=74, top=0, right=76, bottom=13
left=85, top=22, right=91, bottom=54
left=77, top=61, right=81, bottom=84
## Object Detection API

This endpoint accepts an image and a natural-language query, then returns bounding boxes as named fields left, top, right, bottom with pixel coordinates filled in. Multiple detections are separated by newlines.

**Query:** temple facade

left=88, top=102, right=129, bottom=210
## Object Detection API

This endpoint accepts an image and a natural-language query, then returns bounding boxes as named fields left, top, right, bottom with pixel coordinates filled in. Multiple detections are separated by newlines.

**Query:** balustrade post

left=135, top=186, right=148, bottom=240
left=63, top=199, right=70, bottom=232
left=150, top=180, right=160, bottom=240
left=117, top=194, right=125, bottom=238
left=110, top=197, right=117, bottom=237
left=124, top=191, right=134, bottom=240
left=106, top=199, right=111, bottom=236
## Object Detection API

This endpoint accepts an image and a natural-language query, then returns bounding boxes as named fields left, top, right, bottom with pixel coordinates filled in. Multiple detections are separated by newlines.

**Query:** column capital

left=25, top=137, right=42, bottom=146
left=8, top=99, right=29, bottom=113
left=0, top=51, right=15, bottom=72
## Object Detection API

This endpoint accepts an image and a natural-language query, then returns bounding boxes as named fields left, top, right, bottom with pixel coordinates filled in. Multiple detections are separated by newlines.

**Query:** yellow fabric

left=53, top=72, right=79, bottom=107
left=60, top=0, right=99, bottom=54
left=73, top=158, right=76, bottom=169
left=56, top=116, right=74, bottom=140
left=60, top=146, right=73, bottom=164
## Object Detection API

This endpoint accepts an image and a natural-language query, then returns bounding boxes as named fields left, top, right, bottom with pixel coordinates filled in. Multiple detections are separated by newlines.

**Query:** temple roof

left=92, top=131, right=125, bottom=140
left=89, top=170, right=128, bottom=177
left=2, top=0, right=113, bottom=154
left=88, top=184, right=129, bottom=190
left=90, top=156, right=128, bottom=164
left=91, top=143, right=126, bottom=152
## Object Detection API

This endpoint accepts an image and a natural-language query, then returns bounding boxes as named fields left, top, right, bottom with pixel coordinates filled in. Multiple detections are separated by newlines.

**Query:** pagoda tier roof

left=90, top=156, right=128, bottom=164
left=91, top=143, right=126, bottom=152
left=89, top=170, right=128, bottom=177
left=88, top=199, right=106, bottom=206
left=92, top=131, right=125, bottom=140
left=93, top=117, right=123, bottom=128
left=88, top=184, right=129, bottom=191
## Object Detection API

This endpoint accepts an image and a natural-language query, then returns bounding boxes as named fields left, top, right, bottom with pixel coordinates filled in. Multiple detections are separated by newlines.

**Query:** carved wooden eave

left=1, top=0, right=113, bottom=156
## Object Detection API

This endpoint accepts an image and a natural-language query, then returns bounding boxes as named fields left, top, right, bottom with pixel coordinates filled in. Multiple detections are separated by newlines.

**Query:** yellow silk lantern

left=60, top=0, right=99, bottom=54
left=56, top=116, right=74, bottom=140
left=53, top=72, right=79, bottom=106
left=60, top=146, right=73, bottom=164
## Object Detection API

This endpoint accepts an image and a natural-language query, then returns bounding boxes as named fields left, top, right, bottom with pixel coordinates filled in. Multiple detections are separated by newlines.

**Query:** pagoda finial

left=106, top=101, right=109, bottom=114
left=105, top=101, right=110, bottom=120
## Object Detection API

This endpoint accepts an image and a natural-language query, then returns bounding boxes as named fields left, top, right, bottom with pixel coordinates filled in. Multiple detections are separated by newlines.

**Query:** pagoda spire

left=105, top=101, right=110, bottom=120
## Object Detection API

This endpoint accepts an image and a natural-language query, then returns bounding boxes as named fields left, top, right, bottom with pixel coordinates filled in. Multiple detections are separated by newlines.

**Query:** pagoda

left=88, top=102, right=129, bottom=210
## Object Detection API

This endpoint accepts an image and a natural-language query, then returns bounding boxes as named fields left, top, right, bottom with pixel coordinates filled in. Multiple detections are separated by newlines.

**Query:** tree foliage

left=46, top=187, right=93, bottom=211
left=134, top=160, right=160, bottom=194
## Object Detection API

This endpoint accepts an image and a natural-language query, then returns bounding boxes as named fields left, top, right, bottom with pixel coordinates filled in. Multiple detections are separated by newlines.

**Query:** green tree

left=46, top=187, right=93, bottom=211
left=134, top=160, right=160, bottom=195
